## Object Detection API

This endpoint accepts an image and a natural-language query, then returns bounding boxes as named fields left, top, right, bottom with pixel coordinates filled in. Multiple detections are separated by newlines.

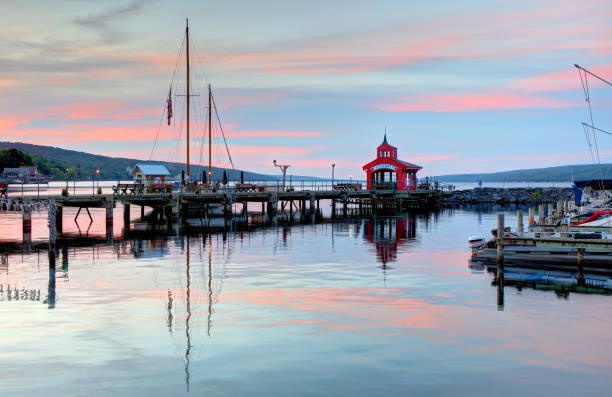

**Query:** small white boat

left=468, top=235, right=486, bottom=251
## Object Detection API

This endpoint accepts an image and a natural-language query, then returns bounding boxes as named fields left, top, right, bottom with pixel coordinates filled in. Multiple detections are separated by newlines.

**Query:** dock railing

left=4, top=178, right=455, bottom=199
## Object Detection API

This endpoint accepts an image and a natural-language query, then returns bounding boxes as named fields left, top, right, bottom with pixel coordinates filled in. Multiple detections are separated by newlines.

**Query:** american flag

left=166, top=88, right=173, bottom=125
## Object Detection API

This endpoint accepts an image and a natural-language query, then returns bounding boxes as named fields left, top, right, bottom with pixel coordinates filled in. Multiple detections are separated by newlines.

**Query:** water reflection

left=1, top=208, right=611, bottom=395
left=469, top=257, right=612, bottom=306
left=364, top=215, right=416, bottom=267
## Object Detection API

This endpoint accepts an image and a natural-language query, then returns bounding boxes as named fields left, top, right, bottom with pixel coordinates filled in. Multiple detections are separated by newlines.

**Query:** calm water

left=0, top=206, right=611, bottom=396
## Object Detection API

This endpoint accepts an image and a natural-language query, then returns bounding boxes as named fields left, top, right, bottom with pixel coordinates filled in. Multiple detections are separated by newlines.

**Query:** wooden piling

left=547, top=203, right=554, bottom=223
left=105, top=202, right=113, bottom=242
left=538, top=204, right=544, bottom=224
left=517, top=209, right=523, bottom=234
left=56, top=205, right=63, bottom=234
left=557, top=200, right=563, bottom=217
left=23, top=209, right=32, bottom=252
left=496, top=213, right=504, bottom=264
left=123, top=203, right=130, bottom=227
left=528, top=207, right=535, bottom=225
left=141, top=205, right=145, bottom=218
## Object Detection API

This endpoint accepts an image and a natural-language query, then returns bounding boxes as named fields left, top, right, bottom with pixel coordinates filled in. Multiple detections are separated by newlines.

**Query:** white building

left=130, top=164, right=171, bottom=186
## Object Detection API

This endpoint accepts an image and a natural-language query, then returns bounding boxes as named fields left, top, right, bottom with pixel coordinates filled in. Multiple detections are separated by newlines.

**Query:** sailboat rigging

left=151, top=18, right=235, bottom=190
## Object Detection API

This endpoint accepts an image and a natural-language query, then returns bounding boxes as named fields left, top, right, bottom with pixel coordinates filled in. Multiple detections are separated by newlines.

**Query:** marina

left=1, top=206, right=611, bottom=395
left=1, top=2, right=611, bottom=396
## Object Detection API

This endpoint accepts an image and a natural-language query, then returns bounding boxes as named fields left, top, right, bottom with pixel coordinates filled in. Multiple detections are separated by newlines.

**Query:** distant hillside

left=434, top=163, right=612, bottom=183
left=0, top=141, right=281, bottom=181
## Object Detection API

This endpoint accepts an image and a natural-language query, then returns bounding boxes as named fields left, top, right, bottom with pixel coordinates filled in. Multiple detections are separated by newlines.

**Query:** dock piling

left=547, top=203, right=554, bottom=224
left=528, top=207, right=535, bottom=225
left=517, top=210, right=523, bottom=234
left=496, top=213, right=504, bottom=264
left=538, top=204, right=544, bottom=224
left=23, top=209, right=32, bottom=252
left=105, top=201, right=113, bottom=243
left=123, top=203, right=130, bottom=227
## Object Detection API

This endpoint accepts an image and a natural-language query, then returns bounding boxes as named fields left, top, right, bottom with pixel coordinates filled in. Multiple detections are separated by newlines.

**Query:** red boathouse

left=362, top=134, right=422, bottom=191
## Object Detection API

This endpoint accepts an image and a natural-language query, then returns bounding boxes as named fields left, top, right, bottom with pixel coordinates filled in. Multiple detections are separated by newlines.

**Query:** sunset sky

left=1, top=0, right=610, bottom=178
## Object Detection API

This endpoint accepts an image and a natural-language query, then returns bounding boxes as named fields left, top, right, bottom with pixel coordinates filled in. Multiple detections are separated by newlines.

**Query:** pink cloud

left=0, top=115, right=28, bottom=129
left=224, top=130, right=323, bottom=138
left=510, top=64, right=612, bottom=93
left=375, top=93, right=579, bottom=112
left=40, top=101, right=160, bottom=121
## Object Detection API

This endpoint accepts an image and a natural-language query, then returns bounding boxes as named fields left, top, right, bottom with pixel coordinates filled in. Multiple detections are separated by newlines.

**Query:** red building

left=362, top=134, right=422, bottom=191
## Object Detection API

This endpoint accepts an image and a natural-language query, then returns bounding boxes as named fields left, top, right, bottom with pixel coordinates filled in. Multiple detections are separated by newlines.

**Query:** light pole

left=96, top=169, right=100, bottom=193
left=331, top=163, right=335, bottom=188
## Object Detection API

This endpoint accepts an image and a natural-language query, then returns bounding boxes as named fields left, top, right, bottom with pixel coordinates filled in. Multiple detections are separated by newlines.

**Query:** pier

left=0, top=181, right=448, bottom=245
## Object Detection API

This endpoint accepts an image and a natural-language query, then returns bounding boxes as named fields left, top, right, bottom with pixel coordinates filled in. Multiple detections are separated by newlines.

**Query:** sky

left=0, top=0, right=610, bottom=179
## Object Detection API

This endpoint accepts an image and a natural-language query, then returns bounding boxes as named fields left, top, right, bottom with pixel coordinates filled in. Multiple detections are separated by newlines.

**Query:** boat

left=571, top=210, right=612, bottom=227
left=469, top=227, right=612, bottom=266
left=154, top=19, right=234, bottom=220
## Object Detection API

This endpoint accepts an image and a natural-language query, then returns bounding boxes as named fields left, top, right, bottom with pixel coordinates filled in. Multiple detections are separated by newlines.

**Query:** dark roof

left=396, top=159, right=422, bottom=169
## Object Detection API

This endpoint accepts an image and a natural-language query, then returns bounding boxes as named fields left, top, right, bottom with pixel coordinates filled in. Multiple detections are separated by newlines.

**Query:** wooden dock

left=0, top=186, right=447, bottom=245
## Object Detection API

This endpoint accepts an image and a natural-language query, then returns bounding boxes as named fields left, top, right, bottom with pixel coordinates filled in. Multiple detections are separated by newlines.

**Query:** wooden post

left=242, top=202, right=248, bottom=224
left=517, top=209, right=523, bottom=234
left=528, top=207, right=535, bottom=225
left=557, top=200, right=563, bottom=217
left=261, top=202, right=265, bottom=215
left=577, top=248, right=584, bottom=265
left=343, top=200, right=348, bottom=217
left=165, top=205, right=173, bottom=230
left=23, top=209, right=32, bottom=252
left=56, top=205, right=63, bottom=234
left=496, top=213, right=504, bottom=264
left=331, top=199, right=336, bottom=218
left=309, top=195, right=315, bottom=224
left=496, top=212, right=505, bottom=310
left=141, top=205, right=145, bottom=218
left=105, top=202, right=113, bottom=243
left=497, top=275, right=504, bottom=311
left=47, top=252, right=56, bottom=309
left=547, top=203, right=554, bottom=223
left=123, top=203, right=130, bottom=227
left=538, top=204, right=544, bottom=224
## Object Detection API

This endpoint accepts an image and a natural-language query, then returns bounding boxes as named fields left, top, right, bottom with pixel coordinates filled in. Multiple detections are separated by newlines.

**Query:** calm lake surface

left=1, top=205, right=610, bottom=396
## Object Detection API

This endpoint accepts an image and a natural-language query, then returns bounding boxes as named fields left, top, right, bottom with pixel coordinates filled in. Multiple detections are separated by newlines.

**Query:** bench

left=112, top=183, right=144, bottom=196
left=333, top=183, right=362, bottom=192
left=235, top=183, right=259, bottom=192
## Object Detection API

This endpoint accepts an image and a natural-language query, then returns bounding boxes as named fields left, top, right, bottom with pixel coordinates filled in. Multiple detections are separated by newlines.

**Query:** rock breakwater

left=447, top=187, right=573, bottom=204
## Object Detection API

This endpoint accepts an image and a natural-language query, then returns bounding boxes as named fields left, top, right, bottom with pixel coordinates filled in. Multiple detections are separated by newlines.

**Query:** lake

left=0, top=205, right=610, bottom=396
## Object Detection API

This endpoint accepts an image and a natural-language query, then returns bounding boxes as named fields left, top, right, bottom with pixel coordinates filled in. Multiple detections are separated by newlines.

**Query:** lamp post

left=65, top=168, right=69, bottom=196
left=331, top=163, right=335, bottom=188
left=96, top=169, right=100, bottom=194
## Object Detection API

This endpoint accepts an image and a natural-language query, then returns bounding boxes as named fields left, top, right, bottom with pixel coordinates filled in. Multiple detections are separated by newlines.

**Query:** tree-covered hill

left=0, top=141, right=278, bottom=181
left=433, top=163, right=612, bottom=182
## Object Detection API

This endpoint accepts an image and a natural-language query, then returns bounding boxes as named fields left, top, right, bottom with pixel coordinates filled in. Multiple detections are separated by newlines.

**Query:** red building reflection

left=364, top=216, right=416, bottom=265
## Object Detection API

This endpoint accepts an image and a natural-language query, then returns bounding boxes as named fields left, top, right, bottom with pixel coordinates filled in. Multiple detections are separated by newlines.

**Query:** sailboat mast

left=185, top=18, right=190, bottom=178
left=208, top=84, right=212, bottom=186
